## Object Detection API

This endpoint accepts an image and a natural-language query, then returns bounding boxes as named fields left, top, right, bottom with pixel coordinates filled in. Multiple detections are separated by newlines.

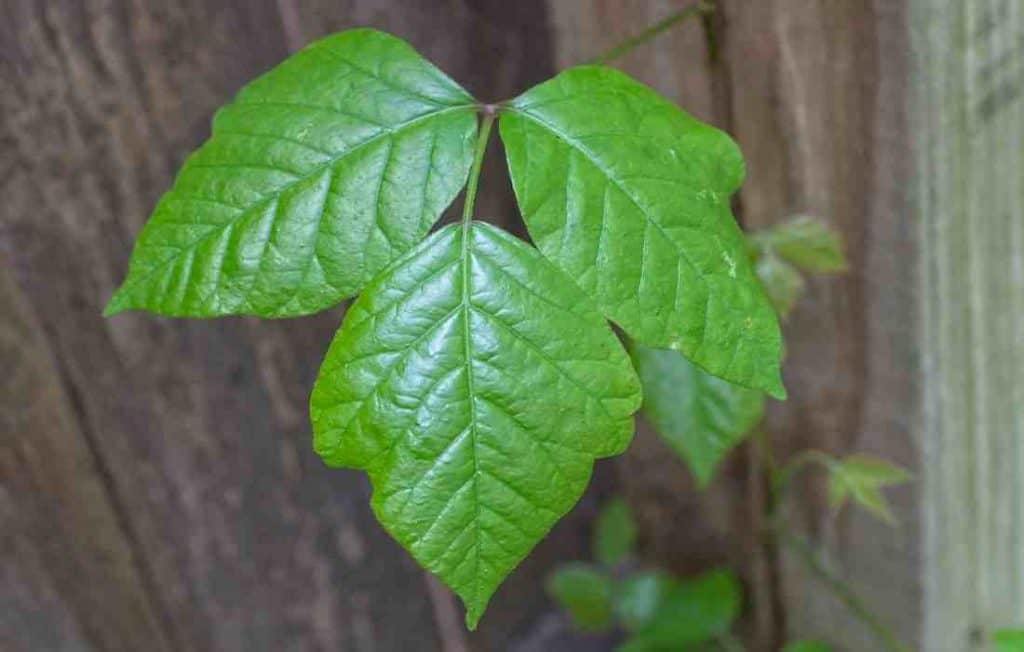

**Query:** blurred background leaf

left=617, top=568, right=741, bottom=651
left=594, top=498, right=637, bottom=567
left=547, top=563, right=614, bottom=632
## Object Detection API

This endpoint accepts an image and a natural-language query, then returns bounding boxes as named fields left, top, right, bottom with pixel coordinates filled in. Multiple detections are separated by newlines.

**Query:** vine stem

left=462, top=108, right=498, bottom=227
left=587, top=1, right=715, bottom=65
left=772, top=524, right=912, bottom=652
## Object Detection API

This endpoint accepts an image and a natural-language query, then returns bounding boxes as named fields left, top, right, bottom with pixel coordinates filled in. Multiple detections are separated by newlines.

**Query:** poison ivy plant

left=501, top=67, right=785, bottom=398
left=826, top=454, right=912, bottom=524
left=633, top=217, right=845, bottom=486
left=106, top=29, right=478, bottom=317
left=994, top=629, right=1024, bottom=652
left=105, top=28, right=783, bottom=627
left=630, top=342, right=763, bottom=486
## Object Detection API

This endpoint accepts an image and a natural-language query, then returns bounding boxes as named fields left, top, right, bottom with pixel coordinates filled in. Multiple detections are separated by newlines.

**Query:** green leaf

left=500, top=66, right=785, bottom=398
left=594, top=497, right=637, bottom=567
left=783, top=641, right=833, bottom=652
left=615, top=570, right=676, bottom=632
left=827, top=455, right=911, bottom=525
left=618, top=568, right=742, bottom=651
left=753, top=215, right=847, bottom=273
left=755, top=253, right=806, bottom=318
left=994, top=629, right=1024, bottom=652
left=630, top=343, right=763, bottom=487
left=547, top=563, right=615, bottom=632
left=310, top=221, right=641, bottom=628
left=107, top=29, right=478, bottom=318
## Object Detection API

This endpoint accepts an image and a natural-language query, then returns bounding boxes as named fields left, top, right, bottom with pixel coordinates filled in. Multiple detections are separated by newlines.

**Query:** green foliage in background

left=105, top=28, right=784, bottom=627
left=993, top=629, right=1024, bottom=652
left=549, top=499, right=837, bottom=651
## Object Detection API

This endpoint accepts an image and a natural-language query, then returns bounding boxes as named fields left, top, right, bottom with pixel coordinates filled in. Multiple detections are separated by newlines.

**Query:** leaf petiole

left=462, top=110, right=497, bottom=226
left=587, top=1, right=715, bottom=65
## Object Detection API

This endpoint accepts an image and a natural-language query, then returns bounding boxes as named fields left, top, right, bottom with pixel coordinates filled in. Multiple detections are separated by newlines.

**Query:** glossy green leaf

left=631, top=343, right=763, bottom=487
left=547, top=563, right=614, bottom=632
left=827, top=455, right=911, bottom=524
left=783, top=641, right=833, bottom=652
left=594, top=497, right=637, bottom=567
left=500, top=66, right=785, bottom=398
left=618, top=568, right=742, bottom=651
left=755, top=253, right=806, bottom=318
left=107, top=29, right=478, bottom=318
left=752, top=215, right=847, bottom=273
left=615, top=570, right=676, bottom=632
left=310, top=221, right=641, bottom=628
left=994, top=629, right=1024, bottom=652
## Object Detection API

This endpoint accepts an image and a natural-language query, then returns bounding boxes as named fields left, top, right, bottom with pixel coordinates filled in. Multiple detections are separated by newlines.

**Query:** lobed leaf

left=500, top=66, right=784, bottom=397
left=107, top=29, right=478, bottom=317
left=310, top=221, right=641, bottom=627
left=827, top=454, right=912, bottom=525
left=630, top=343, right=763, bottom=487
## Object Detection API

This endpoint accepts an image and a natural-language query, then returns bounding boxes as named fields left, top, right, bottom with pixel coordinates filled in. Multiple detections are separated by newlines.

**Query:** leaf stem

left=462, top=109, right=497, bottom=227
left=771, top=449, right=835, bottom=501
left=587, top=1, right=715, bottom=65
left=772, top=524, right=911, bottom=652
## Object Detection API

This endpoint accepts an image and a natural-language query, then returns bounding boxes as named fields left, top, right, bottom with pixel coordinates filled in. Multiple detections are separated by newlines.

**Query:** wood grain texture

left=914, top=0, right=1024, bottom=648
left=718, top=1, right=922, bottom=649
left=0, top=2, right=610, bottom=651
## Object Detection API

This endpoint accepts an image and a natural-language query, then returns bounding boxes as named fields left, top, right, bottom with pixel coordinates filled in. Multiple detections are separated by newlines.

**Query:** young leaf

left=630, top=343, right=763, bottom=487
left=827, top=455, right=911, bottom=524
left=107, top=29, right=478, bottom=318
left=994, top=629, right=1024, bottom=652
left=755, top=253, right=806, bottom=318
left=500, top=66, right=785, bottom=398
left=753, top=215, right=847, bottom=273
left=615, top=570, right=676, bottom=632
left=310, top=221, right=641, bottom=628
left=594, top=497, right=637, bottom=567
left=618, top=568, right=742, bottom=651
left=547, top=563, right=615, bottom=632
left=782, top=641, right=833, bottom=652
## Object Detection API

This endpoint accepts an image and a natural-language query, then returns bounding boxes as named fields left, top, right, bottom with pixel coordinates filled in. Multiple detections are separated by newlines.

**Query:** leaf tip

left=103, top=290, right=129, bottom=317
left=766, top=376, right=787, bottom=401
left=464, top=606, right=483, bottom=631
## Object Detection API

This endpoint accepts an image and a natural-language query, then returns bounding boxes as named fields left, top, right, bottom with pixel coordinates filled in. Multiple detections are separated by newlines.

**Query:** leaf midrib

left=119, top=104, right=475, bottom=303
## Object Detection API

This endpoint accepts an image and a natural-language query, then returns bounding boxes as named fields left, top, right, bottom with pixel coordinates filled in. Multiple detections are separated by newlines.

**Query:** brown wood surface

left=546, top=1, right=922, bottom=650
left=5, top=1, right=1020, bottom=651
left=0, top=2, right=611, bottom=651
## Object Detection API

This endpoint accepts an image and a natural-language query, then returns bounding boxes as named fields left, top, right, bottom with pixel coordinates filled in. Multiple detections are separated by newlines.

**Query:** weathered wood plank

left=0, top=264, right=172, bottom=652
left=716, top=1, right=923, bottom=649
left=914, top=0, right=1024, bottom=648
left=1, top=1, right=619, bottom=649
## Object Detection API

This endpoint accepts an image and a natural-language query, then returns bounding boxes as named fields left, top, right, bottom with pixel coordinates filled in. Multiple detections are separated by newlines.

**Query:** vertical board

left=914, top=0, right=1024, bottom=649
